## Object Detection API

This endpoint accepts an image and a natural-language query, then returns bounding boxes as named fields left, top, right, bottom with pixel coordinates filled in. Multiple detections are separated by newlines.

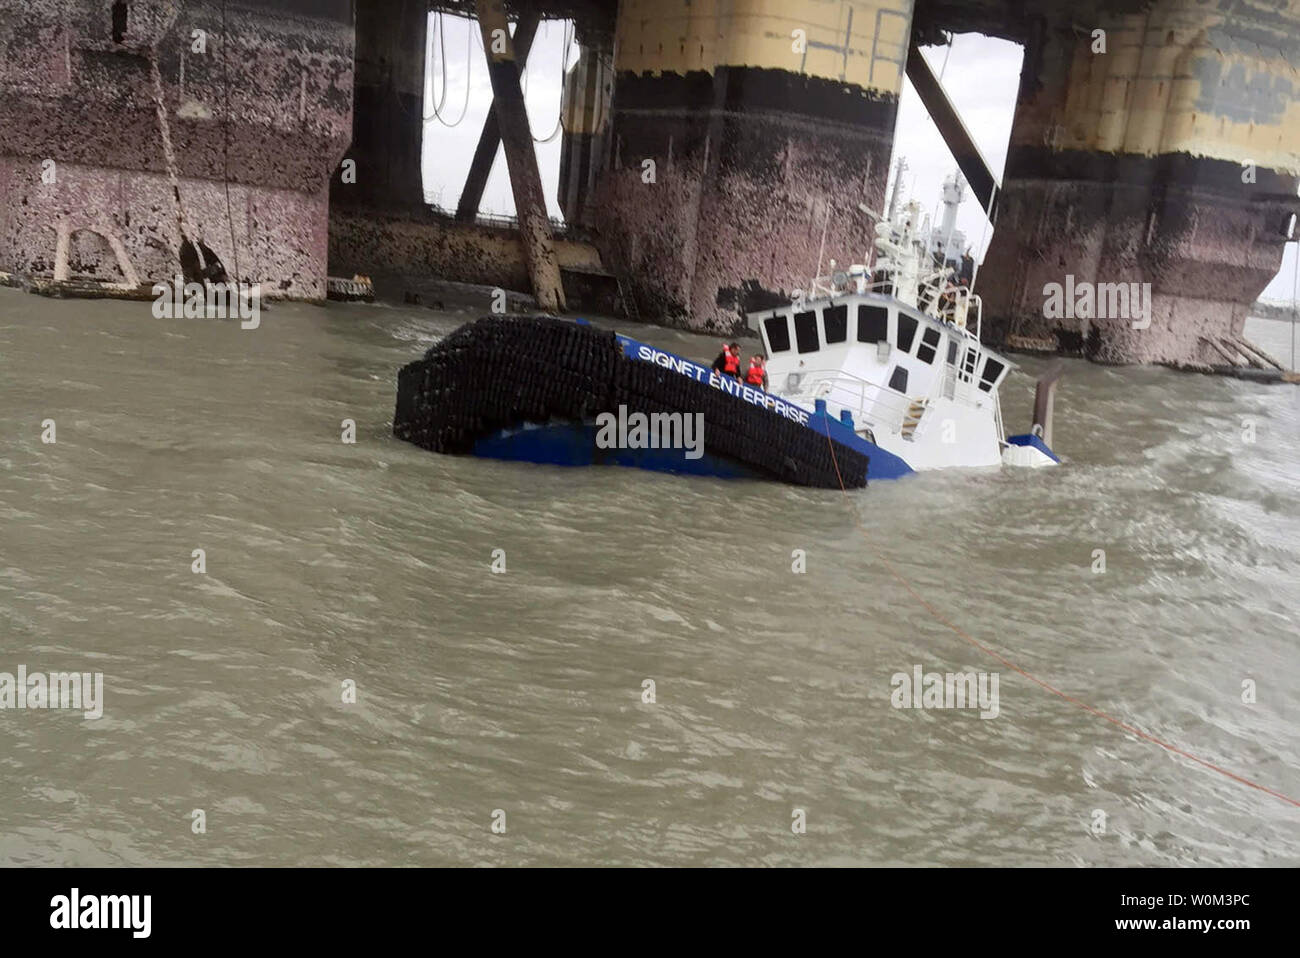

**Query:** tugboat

left=392, top=174, right=1060, bottom=487
left=747, top=173, right=1061, bottom=475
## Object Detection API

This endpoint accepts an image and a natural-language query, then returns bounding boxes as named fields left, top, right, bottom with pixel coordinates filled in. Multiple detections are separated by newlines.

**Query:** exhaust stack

left=1031, top=361, right=1065, bottom=448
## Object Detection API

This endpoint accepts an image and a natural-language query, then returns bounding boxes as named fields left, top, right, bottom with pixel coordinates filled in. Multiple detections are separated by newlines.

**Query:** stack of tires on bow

left=393, top=316, right=868, bottom=489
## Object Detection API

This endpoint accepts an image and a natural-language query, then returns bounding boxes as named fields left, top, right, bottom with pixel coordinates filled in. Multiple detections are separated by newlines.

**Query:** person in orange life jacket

left=711, top=342, right=742, bottom=379
left=745, top=355, right=768, bottom=390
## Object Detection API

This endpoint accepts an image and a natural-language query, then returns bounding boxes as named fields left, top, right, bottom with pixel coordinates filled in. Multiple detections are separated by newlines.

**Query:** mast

left=886, top=157, right=908, bottom=223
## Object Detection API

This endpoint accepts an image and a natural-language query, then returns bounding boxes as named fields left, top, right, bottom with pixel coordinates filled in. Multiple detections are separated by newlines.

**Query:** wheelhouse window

left=823, top=304, right=848, bottom=344
left=917, top=326, right=941, bottom=364
left=764, top=314, right=791, bottom=353
left=888, top=366, right=909, bottom=393
left=794, top=310, right=819, bottom=353
left=897, top=314, right=918, bottom=353
left=857, top=304, right=888, bottom=343
left=978, top=356, right=1006, bottom=393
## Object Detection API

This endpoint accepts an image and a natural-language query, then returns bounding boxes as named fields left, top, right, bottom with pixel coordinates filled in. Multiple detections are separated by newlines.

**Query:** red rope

left=818, top=415, right=1300, bottom=809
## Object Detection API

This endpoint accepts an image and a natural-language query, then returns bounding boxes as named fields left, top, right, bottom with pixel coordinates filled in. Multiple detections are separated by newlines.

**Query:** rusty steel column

left=904, top=41, right=997, bottom=216
left=455, top=10, right=541, bottom=223
left=474, top=0, right=566, bottom=312
left=592, top=0, right=915, bottom=328
left=558, top=36, right=615, bottom=230
left=978, top=0, right=1300, bottom=365
left=329, top=0, right=427, bottom=213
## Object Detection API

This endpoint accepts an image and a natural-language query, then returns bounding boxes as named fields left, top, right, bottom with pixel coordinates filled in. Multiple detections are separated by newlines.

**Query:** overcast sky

left=422, top=13, right=575, bottom=218
left=422, top=17, right=1297, bottom=302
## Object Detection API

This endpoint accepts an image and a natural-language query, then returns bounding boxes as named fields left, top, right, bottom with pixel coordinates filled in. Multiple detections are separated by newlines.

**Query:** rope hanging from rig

left=221, top=0, right=242, bottom=286
left=527, top=18, right=573, bottom=144
left=148, top=55, right=204, bottom=273
left=426, top=10, right=472, bottom=127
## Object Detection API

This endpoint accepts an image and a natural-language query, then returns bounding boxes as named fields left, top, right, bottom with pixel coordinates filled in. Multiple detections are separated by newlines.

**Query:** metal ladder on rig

left=616, top=274, right=641, bottom=323
left=901, top=398, right=928, bottom=440
left=1201, top=335, right=1286, bottom=371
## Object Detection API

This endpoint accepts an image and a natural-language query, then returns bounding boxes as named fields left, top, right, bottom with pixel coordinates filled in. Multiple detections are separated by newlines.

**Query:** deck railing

left=783, top=368, right=918, bottom=435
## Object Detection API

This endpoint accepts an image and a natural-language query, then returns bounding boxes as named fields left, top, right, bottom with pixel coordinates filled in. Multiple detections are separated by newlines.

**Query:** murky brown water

left=1, top=286, right=1297, bottom=866
left=1245, top=315, right=1299, bottom=374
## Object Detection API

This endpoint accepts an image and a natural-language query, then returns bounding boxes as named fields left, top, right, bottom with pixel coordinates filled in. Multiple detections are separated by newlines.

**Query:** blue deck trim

left=1006, top=433, right=1060, bottom=463
left=615, top=334, right=814, bottom=427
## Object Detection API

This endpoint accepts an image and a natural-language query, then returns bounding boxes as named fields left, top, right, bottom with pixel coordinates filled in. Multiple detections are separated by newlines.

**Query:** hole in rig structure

left=111, top=2, right=128, bottom=44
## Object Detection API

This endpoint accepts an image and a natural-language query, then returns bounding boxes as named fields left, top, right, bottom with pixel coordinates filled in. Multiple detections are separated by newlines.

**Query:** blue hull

left=473, top=422, right=765, bottom=480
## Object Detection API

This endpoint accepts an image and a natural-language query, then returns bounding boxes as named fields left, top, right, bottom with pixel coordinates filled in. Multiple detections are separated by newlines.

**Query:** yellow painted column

left=593, top=0, right=916, bottom=326
left=981, top=0, right=1300, bottom=366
